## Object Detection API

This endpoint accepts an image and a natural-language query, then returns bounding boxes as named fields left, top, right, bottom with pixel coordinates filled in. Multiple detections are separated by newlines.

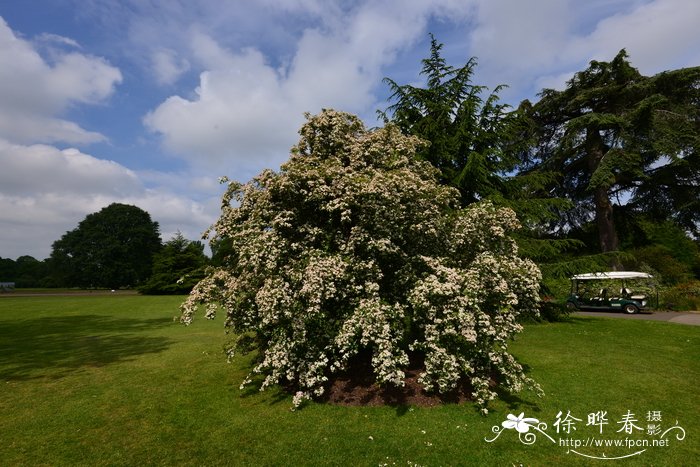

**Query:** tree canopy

left=139, top=231, right=208, bottom=294
left=381, top=34, right=520, bottom=205
left=182, top=110, right=542, bottom=412
left=523, top=50, right=700, bottom=253
left=0, top=255, right=49, bottom=288
left=50, top=203, right=162, bottom=289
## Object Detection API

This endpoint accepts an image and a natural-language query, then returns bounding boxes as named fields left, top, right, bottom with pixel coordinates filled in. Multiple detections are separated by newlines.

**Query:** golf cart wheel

left=623, top=304, right=638, bottom=314
left=566, top=302, right=577, bottom=311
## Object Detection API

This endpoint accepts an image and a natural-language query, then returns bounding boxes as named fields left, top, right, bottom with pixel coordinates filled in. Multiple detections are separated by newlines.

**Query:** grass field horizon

left=1, top=295, right=697, bottom=465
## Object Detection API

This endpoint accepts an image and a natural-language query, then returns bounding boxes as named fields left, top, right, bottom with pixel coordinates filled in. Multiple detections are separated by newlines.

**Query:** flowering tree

left=182, top=109, right=542, bottom=412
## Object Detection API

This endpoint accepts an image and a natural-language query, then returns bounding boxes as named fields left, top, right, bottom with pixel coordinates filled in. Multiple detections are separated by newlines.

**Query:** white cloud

left=37, top=32, right=82, bottom=49
left=0, top=139, right=140, bottom=196
left=471, top=0, right=571, bottom=73
left=144, top=1, right=473, bottom=180
left=144, top=43, right=295, bottom=179
left=151, top=48, right=190, bottom=85
left=0, top=138, right=219, bottom=259
left=0, top=113, right=106, bottom=145
left=567, top=0, right=700, bottom=74
left=470, top=0, right=700, bottom=98
left=0, top=17, right=122, bottom=144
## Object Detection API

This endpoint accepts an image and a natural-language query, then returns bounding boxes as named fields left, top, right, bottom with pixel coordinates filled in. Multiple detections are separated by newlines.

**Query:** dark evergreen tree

left=0, top=257, right=16, bottom=283
left=381, top=34, right=517, bottom=205
left=524, top=50, right=700, bottom=253
left=139, top=231, right=208, bottom=294
left=382, top=35, right=580, bottom=295
left=50, top=203, right=161, bottom=288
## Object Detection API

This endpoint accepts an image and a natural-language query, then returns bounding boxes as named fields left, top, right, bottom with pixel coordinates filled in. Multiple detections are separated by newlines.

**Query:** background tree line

left=2, top=38, right=698, bottom=307
left=0, top=203, right=208, bottom=294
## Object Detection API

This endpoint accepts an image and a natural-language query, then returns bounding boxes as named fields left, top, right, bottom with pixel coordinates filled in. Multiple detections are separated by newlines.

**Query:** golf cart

left=566, top=271, right=657, bottom=314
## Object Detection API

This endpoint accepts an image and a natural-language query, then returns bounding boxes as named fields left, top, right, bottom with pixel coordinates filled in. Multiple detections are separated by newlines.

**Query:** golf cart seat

left=593, top=288, right=607, bottom=302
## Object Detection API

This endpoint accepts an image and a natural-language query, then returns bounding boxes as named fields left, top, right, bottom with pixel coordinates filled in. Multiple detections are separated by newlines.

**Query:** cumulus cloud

left=471, top=0, right=571, bottom=74
left=144, top=40, right=295, bottom=178
left=468, top=0, right=700, bottom=99
left=0, top=113, right=106, bottom=145
left=0, top=138, right=219, bottom=259
left=0, top=15, right=221, bottom=260
left=151, top=48, right=190, bottom=85
left=567, top=0, right=700, bottom=74
left=0, top=139, right=140, bottom=196
left=0, top=17, right=122, bottom=144
left=144, top=1, right=473, bottom=179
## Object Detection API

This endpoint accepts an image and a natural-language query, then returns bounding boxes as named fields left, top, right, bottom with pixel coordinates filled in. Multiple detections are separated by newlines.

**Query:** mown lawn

left=0, top=295, right=697, bottom=466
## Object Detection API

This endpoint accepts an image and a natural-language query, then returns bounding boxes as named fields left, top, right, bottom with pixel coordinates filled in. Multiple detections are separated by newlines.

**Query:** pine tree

left=381, top=34, right=516, bottom=205
left=524, top=50, right=700, bottom=253
left=382, top=35, right=580, bottom=292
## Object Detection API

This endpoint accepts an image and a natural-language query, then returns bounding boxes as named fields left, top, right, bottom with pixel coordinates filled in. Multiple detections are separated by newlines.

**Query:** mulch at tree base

left=320, top=358, right=482, bottom=407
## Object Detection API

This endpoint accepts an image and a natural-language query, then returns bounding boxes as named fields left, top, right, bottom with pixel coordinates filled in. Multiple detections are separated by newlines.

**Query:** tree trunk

left=594, top=185, right=619, bottom=253
left=586, top=130, right=619, bottom=254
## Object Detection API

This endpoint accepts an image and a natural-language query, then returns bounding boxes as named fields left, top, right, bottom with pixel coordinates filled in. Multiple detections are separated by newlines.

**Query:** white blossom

left=181, top=109, right=542, bottom=412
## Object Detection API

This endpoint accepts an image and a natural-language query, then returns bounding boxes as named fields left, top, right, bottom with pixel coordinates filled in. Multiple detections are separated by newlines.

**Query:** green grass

left=0, top=296, right=698, bottom=466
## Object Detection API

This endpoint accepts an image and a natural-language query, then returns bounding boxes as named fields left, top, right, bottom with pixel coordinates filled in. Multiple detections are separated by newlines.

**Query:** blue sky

left=1, top=0, right=698, bottom=260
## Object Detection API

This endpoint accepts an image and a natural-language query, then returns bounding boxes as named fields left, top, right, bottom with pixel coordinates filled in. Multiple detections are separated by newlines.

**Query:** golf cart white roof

left=571, top=271, right=653, bottom=280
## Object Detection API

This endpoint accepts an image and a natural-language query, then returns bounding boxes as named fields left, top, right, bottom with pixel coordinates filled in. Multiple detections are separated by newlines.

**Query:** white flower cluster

left=181, top=109, right=542, bottom=412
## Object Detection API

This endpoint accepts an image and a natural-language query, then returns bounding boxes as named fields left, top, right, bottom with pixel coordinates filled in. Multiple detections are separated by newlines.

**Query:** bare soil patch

left=321, top=354, right=475, bottom=407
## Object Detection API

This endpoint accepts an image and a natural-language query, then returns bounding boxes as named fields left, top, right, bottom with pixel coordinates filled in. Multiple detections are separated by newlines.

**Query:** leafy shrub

left=660, top=281, right=700, bottom=311
left=535, top=300, right=571, bottom=322
left=139, top=232, right=208, bottom=295
left=628, top=245, right=694, bottom=285
left=181, top=110, right=542, bottom=412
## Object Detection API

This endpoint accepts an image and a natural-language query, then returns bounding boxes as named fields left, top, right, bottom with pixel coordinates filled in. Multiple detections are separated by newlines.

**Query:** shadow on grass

left=493, top=387, right=542, bottom=414
left=559, top=316, right=595, bottom=325
left=491, top=360, right=543, bottom=413
left=238, top=380, right=290, bottom=405
left=0, top=314, right=174, bottom=380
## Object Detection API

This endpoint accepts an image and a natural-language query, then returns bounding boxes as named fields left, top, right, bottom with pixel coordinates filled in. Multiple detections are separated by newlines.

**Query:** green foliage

left=381, top=35, right=581, bottom=308
left=50, top=203, right=162, bottom=289
left=631, top=71, right=700, bottom=235
left=611, top=218, right=700, bottom=296
left=138, top=231, right=209, bottom=295
left=13, top=256, right=47, bottom=287
left=628, top=246, right=693, bottom=285
left=381, top=34, right=519, bottom=205
left=532, top=300, right=571, bottom=322
left=525, top=49, right=700, bottom=253
left=659, top=281, right=700, bottom=311
left=0, top=255, right=52, bottom=287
